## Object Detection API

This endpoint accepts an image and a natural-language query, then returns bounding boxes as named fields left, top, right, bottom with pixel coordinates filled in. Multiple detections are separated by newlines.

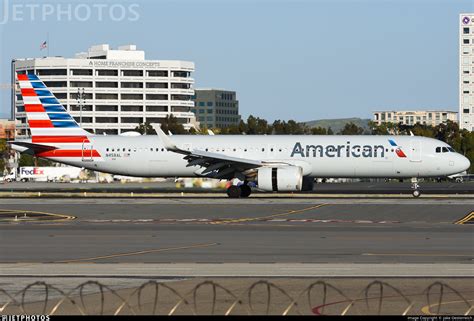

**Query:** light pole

left=77, top=88, right=85, bottom=127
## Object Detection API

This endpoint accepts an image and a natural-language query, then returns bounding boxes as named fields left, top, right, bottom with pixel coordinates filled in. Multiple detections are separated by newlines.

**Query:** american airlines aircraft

left=10, top=73, right=471, bottom=197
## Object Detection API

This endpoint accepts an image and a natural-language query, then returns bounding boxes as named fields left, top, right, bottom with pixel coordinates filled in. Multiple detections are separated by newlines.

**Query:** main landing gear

left=411, top=177, right=421, bottom=198
left=226, top=183, right=252, bottom=198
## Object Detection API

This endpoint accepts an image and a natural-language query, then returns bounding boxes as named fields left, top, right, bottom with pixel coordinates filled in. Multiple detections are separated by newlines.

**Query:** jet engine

left=257, top=166, right=303, bottom=192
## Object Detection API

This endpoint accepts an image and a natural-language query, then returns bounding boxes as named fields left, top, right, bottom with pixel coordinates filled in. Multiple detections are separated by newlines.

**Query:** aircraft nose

left=458, top=154, right=471, bottom=172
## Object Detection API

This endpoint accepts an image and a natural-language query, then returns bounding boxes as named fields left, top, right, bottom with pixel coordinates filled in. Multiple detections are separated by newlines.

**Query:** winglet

left=151, top=123, right=179, bottom=151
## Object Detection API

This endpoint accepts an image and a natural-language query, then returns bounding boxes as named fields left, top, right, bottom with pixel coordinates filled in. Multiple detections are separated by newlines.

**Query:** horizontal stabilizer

left=8, top=141, right=58, bottom=152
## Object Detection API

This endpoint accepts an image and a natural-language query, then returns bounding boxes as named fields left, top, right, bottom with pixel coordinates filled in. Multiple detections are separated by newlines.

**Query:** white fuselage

left=43, top=135, right=470, bottom=179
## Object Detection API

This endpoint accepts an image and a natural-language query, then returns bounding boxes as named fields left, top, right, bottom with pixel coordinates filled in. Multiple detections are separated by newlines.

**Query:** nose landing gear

left=411, top=178, right=421, bottom=197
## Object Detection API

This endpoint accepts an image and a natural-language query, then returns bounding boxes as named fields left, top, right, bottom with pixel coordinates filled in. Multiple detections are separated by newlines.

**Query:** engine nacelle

left=257, top=166, right=303, bottom=192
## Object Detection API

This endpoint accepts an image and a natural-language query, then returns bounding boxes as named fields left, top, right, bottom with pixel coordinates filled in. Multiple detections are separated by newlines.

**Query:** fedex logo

left=20, top=167, right=45, bottom=175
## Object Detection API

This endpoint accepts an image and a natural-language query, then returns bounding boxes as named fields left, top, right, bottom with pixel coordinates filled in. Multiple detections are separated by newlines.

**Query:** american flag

left=40, top=41, right=47, bottom=50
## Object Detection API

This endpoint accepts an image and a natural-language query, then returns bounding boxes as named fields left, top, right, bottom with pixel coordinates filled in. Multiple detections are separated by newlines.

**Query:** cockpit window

left=447, top=147, right=455, bottom=152
left=442, top=147, right=449, bottom=153
left=436, top=147, right=441, bottom=153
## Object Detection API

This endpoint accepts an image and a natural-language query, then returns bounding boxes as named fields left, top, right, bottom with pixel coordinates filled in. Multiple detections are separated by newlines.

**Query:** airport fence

left=0, top=280, right=472, bottom=315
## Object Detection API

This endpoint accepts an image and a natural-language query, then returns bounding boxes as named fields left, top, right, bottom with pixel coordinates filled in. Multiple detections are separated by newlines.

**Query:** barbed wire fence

left=0, top=280, right=472, bottom=315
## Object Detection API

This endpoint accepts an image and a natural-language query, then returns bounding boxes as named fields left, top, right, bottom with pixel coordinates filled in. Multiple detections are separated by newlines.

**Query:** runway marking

left=421, top=299, right=474, bottom=315
left=454, top=211, right=474, bottom=225
left=210, top=203, right=328, bottom=224
left=82, top=217, right=398, bottom=225
left=51, top=242, right=219, bottom=263
left=0, top=209, right=75, bottom=223
left=363, top=253, right=474, bottom=257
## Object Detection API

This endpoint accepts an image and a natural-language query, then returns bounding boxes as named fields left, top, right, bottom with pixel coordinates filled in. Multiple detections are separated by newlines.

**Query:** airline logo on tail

left=16, top=73, right=101, bottom=159
left=388, top=139, right=407, bottom=158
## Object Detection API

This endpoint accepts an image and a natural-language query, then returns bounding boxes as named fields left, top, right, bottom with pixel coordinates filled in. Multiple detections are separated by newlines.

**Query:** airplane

left=9, top=73, right=471, bottom=198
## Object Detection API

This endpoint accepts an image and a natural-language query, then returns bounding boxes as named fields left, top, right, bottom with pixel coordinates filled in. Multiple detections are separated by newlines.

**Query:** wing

left=152, top=124, right=288, bottom=179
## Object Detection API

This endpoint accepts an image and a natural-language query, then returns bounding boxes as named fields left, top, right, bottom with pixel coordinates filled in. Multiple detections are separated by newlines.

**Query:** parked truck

left=3, top=167, right=83, bottom=183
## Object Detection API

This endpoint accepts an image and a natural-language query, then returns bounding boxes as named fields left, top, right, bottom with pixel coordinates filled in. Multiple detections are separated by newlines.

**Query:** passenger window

left=436, top=147, right=441, bottom=153
left=123, top=148, right=126, bottom=152
left=106, top=148, right=109, bottom=152
left=442, top=147, right=448, bottom=153
left=262, top=148, right=265, bottom=152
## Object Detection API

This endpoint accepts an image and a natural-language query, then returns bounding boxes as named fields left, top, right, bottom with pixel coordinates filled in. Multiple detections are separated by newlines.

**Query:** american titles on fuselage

left=290, top=141, right=391, bottom=158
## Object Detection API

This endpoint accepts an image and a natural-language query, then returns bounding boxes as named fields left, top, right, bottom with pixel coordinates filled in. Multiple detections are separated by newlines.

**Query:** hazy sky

left=0, top=0, right=472, bottom=121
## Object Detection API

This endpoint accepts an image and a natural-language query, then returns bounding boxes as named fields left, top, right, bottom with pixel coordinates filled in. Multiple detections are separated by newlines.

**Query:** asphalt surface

left=1, top=181, right=473, bottom=195
left=0, top=198, right=472, bottom=264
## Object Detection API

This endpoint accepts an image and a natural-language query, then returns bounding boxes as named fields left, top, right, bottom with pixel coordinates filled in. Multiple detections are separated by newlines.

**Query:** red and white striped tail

left=17, top=73, right=91, bottom=145
left=17, top=73, right=101, bottom=160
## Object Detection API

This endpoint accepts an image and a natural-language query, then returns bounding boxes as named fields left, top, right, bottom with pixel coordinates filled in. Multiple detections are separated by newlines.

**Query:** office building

left=460, top=14, right=474, bottom=131
left=12, top=44, right=196, bottom=138
left=192, top=89, right=240, bottom=129
left=373, top=110, right=458, bottom=127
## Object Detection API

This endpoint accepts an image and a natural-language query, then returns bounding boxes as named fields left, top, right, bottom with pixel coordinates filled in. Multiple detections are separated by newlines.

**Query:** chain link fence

left=0, top=280, right=472, bottom=315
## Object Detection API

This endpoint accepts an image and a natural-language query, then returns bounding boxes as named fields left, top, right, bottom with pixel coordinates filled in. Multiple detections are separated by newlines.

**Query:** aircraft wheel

left=412, top=190, right=421, bottom=198
left=240, top=185, right=252, bottom=198
left=227, top=185, right=241, bottom=198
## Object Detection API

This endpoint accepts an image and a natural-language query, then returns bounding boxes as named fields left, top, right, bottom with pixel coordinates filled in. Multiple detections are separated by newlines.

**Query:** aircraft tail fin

left=16, top=73, right=91, bottom=144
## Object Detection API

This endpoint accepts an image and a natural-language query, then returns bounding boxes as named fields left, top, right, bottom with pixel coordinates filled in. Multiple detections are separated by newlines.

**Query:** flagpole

left=47, top=32, right=50, bottom=57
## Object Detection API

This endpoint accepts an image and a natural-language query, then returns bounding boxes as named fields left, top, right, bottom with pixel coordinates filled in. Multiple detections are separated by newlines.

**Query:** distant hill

left=303, top=117, right=370, bottom=133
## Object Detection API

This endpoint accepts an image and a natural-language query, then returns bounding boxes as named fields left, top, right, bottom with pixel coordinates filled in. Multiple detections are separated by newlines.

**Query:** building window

left=70, top=105, right=92, bottom=112
left=96, top=81, right=118, bottom=88
left=464, top=27, right=470, bottom=34
left=463, top=39, right=470, bottom=44
left=121, top=105, right=143, bottom=112
left=173, top=71, right=189, bottom=78
left=171, top=95, right=191, bottom=101
left=207, top=102, right=213, bottom=106
left=70, top=92, right=93, bottom=100
left=171, top=83, right=190, bottom=89
left=54, top=93, right=67, bottom=99
left=123, top=70, right=143, bottom=77
left=148, top=70, right=168, bottom=77
left=121, top=117, right=143, bottom=123
left=71, top=69, right=93, bottom=76
left=97, top=69, right=118, bottom=76
left=96, top=105, right=118, bottom=112
left=73, top=117, right=93, bottom=123
left=146, top=82, right=168, bottom=88
left=464, top=108, right=470, bottom=113
left=36, top=69, right=67, bottom=76
left=121, top=93, right=143, bottom=100
left=121, top=82, right=143, bottom=88
left=146, top=106, right=167, bottom=112
left=70, top=81, right=93, bottom=87
left=95, top=93, right=118, bottom=100
left=198, top=102, right=205, bottom=107
left=146, top=94, right=168, bottom=100
left=96, top=117, right=118, bottom=123
left=43, top=81, right=67, bottom=87
left=171, top=106, right=189, bottom=112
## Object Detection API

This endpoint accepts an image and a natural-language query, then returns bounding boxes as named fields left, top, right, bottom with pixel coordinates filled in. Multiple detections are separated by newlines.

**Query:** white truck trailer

left=3, top=167, right=83, bottom=182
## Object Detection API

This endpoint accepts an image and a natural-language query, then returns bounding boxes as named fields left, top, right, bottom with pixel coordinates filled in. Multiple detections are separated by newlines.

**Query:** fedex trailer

left=4, top=167, right=83, bottom=182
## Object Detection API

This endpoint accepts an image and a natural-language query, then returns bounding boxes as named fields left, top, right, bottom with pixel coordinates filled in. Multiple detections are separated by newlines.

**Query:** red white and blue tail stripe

left=16, top=73, right=101, bottom=160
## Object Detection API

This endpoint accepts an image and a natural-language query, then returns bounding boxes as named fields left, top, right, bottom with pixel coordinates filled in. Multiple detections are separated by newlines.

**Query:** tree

left=161, top=115, right=187, bottom=135
left=310, top=127, right=327, bottom=135
left=134, top=122, right=155, bottom=135
left=339, top=122, right=365, bottom=135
